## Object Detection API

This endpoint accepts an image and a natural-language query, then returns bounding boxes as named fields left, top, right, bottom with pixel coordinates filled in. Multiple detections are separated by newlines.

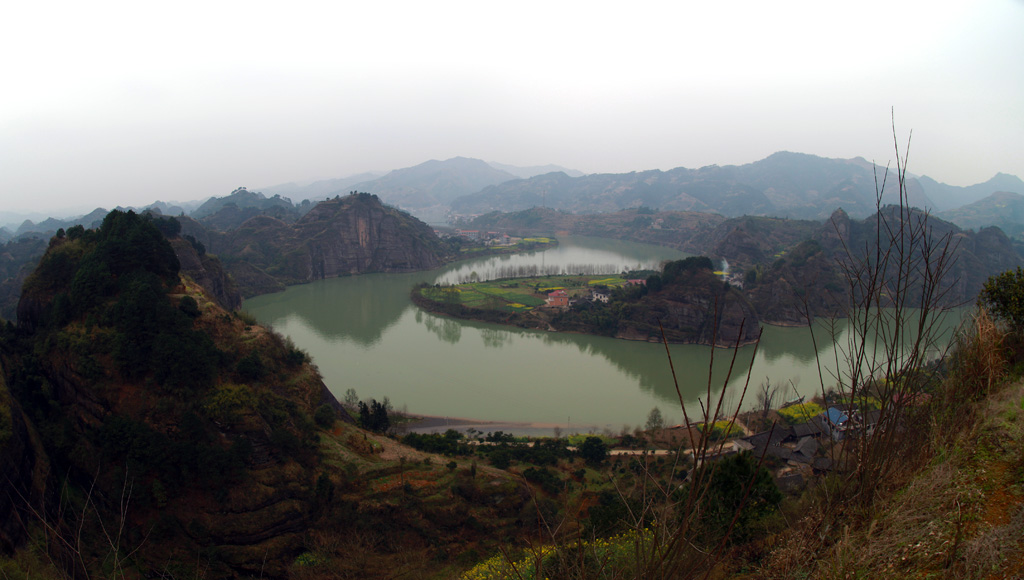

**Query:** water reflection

left=244, top=237, right=965, bottom=428
left=479, top=328, right=514, bottom=349
left=422, top=314, right=463, bottom=344
left=246, top=272, right=417, bottom=346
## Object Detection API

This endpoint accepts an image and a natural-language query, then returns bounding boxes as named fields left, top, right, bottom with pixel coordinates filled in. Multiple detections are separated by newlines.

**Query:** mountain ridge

left=452, top=152, right=937, bottom=221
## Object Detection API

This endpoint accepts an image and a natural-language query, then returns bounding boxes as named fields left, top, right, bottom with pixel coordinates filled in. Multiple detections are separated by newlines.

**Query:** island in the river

left=412, top=256, right=762, bottom=346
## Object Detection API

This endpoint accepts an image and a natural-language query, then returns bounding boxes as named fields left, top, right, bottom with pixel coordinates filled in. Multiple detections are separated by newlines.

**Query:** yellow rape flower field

left=462, top=528, right=655, bottom=579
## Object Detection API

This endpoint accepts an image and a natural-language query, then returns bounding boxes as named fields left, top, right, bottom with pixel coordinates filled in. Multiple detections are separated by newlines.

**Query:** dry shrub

left=932, top=308, right=1007, bottom=449
left=346, top=433, right=374, bottom=456
left=948, top=307, right=1006, bottom=402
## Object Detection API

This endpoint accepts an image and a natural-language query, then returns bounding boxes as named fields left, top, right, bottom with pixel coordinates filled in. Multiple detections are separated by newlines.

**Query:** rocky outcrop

left=170, top=238, right=242, bottom=310
left=183, top=194, right=450, bottom=297
left=743, top=207, right=1024, bottom=323
left=288, top=194, right=446, bottom=280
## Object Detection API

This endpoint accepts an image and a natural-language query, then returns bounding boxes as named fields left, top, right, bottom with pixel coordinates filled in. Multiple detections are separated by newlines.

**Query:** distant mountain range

left=253, top=159, right=583, bottom=224
left=917, top=173, right=1024, bottom=212
left=344, top=157, right=519, bottom=223
left=257, top=171, right=384, bottom=201
left=1, top=151, right=1022, bottom=321
left=4, top=154, right=1022, bottom=243
left=937, top=191, right=1024, bottom=239
left=452, top=152, right=935, bottom=221
left=486, top=161, right=586, bottom=179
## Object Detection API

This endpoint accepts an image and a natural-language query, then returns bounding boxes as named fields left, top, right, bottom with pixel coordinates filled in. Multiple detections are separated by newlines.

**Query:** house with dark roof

left=792, top=416, right=829, bottom=438
left=812, top=457, right=834, bottom=473
left=790, top=436, right=819, bottom=464
left=735, top=426, right=794, bottom=461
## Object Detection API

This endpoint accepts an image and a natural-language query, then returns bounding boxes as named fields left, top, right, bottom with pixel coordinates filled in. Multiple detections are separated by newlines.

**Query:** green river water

left=244, top=237, right=963, bottom=434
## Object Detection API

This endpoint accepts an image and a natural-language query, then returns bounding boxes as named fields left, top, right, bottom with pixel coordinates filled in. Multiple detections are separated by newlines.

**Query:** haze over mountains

left=3, top=153, right=1022, bottom=243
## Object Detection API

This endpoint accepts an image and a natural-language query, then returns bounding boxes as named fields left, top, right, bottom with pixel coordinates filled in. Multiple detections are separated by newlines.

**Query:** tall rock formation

left=184, top=193, right=451, bottom=297
left=290, top=193, right=446, bottom=280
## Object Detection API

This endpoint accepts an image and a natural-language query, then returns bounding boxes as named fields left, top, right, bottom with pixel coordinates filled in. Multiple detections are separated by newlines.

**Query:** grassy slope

left=802, top=381, right=1024, bottom=579
left=745, top=379, right=1024, bottom=580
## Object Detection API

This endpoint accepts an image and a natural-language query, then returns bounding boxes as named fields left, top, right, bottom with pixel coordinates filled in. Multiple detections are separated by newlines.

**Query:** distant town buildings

left=445, top=229, right=518, bottom=246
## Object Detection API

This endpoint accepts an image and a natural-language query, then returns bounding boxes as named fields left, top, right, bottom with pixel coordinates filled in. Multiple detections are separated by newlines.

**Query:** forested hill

left=3, top=210, right=349, bottom=575
left=0, top=210, right=530, bottom=577
left=551, top=256, right=761, bottom=346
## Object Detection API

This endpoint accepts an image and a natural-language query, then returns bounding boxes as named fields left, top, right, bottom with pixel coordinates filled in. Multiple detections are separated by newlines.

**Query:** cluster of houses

left=744, top=403, right=884, bottom=490
left=543, top=279, right=647, bottom=308
left=670, top=402, right=885, bottom=493
left=444, top=229, right=516, bottom=246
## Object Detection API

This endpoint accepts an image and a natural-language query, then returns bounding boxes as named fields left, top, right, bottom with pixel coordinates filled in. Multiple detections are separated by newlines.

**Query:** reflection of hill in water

left=250, top=271, right=428, bottom=346
left=410, top=310, right=758, bottom=411
left=757, top=323, right=820, bottom=364
left=541, top=333, right=757, bottom=409
left=457, top=325, right=758, bottom=410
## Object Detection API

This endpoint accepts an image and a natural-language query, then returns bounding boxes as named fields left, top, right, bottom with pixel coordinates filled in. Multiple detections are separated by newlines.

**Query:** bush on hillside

left=979, top=266, right=1024, bottom=331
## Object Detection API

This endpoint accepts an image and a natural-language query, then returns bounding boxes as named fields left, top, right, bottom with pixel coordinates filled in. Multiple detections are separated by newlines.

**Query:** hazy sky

left=2, top=0, right=1022, bottom=214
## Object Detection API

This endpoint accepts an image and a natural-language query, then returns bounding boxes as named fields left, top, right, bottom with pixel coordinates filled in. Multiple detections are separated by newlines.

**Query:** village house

left=591, top=289, right=610, bottom=303
left=546, top=289, right=569, bottom=308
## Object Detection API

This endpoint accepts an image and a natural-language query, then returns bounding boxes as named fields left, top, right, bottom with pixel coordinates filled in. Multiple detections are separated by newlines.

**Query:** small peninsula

left=412, top=256, right=761, bottom=347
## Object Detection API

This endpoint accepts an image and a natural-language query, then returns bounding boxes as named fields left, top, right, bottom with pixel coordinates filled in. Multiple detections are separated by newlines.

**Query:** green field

left=420, top=274, right=632, bottom=313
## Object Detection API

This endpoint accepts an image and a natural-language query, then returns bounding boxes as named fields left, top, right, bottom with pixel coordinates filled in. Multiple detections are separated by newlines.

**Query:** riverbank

left=402, top=413, right=605, bottom=438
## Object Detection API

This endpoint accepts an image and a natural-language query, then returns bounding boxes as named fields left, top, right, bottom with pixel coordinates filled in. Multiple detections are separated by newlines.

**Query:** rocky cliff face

left=170, top=238, right=242, bottom=310
left=288, top=194, right=446, bottom=280
left=184, top=193, right=450, bottom=297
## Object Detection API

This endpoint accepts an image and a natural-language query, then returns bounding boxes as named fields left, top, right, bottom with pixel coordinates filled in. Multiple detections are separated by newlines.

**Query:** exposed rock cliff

left=287, top=193, right=446, bottom=280
left=170, top=238, right=242, bottom=310
left=742, top=206, right=1024, bottom=324
left=183, top=193, right=451, bottom=297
